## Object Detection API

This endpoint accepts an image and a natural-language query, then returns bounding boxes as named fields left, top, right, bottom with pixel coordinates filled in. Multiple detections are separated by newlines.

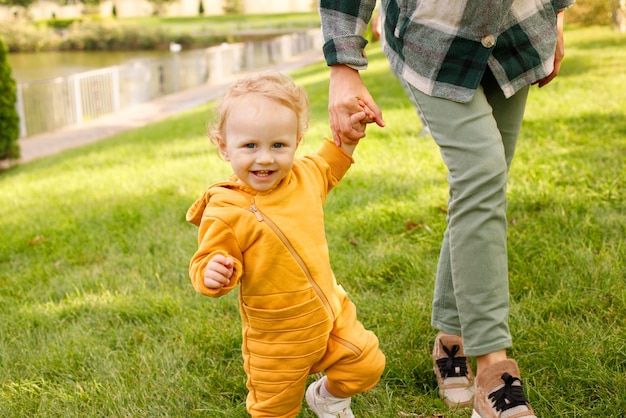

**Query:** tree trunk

left=613, top=0, right=626, bottom=32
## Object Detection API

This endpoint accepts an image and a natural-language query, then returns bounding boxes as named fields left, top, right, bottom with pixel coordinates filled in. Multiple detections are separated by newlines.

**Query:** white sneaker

left=305, top=376, right=355, bottom=418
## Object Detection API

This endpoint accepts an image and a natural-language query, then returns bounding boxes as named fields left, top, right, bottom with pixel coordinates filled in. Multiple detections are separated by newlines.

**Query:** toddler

left=186, top=71, right=385, bottom=417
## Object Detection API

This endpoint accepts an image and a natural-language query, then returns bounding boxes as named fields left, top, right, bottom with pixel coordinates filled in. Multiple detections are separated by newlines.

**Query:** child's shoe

left=305, top=375, right=354, bottom=418
left=432, top=332, right=475, bottom=408
left=472, top=359, right=536, bottom=418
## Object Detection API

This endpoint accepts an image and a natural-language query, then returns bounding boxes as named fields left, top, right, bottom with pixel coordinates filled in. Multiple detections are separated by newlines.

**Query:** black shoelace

left=488, top=372, right=529, bottom=412
left=436, top=342, right=469, bottom=378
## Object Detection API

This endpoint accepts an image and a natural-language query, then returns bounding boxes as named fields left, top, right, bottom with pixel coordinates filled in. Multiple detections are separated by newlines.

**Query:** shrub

left=566, top=0, right=613, bottom=27
left=223, top=0, right=242, bottom=15
left=59, top=20, right=170, bottom=51
left=46, top=18, right=82, bottom=29
left=0, top=22, right=61, bottom=52
left=0, top=37, right=20, bottom=162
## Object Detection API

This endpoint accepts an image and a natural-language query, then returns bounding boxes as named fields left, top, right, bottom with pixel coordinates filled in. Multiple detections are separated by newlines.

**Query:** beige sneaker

left=432, top=333, right=475, bottom=408
left=305, top=375, right=354, bottom=418
left=472, top=359, right=536, bottom=418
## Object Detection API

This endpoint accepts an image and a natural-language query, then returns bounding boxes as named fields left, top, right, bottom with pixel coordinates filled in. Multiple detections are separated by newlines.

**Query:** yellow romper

left=187, top=139, right=385, bottom=417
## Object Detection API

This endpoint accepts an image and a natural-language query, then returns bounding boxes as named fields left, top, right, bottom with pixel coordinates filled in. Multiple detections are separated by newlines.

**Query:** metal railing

left=15, top=28, right=321, bottom=138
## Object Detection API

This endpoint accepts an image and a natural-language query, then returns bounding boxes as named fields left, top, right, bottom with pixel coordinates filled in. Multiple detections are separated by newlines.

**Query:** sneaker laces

left=488, top=372, right=529, bottom=412
left=436, top=342, right=469, bottom=378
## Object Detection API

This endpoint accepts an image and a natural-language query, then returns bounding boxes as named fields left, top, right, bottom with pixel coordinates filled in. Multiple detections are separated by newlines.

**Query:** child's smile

left=220, top=96, right=299, bottom=192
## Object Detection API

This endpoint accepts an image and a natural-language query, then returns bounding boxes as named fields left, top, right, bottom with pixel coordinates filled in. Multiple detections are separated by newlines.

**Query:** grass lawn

left=0, top=25, right=624, bottom=417
left=123, top=12, right=320, bottom=34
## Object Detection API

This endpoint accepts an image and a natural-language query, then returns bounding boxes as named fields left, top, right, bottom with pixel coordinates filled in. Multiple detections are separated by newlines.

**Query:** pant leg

left=243, top=295, right=333, bottom=417
left=397, top=76, right=431, bottom=135
left=402, top=73, right=529, bottom=356
left=311, top=294, right=386, bottom=398
left=482, top=71, right=529, bottom=171
left=246, top=370, right=308, bottom=418
left=246, top=292, right=384, bottom=416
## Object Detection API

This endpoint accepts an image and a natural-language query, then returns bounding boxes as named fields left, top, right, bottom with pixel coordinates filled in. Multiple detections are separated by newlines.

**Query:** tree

left=0, top=0, right=37, bottom=8
left=63, top=0, right=100, bottom=5
left=0, top=37, right=20, bottom=162
left=146, top=0, right=175, bottom=17
left=223, top=0, right=242, bottom=15
left=614, top=0, right=626, bottom=31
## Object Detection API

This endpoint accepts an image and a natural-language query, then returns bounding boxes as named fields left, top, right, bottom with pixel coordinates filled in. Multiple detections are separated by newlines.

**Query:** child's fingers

left=205, top=255, right=234, bottom=281
left=350, top=111, right=368, bottom=127
left=212, top=254, right=234, bottom=270
left=204, top=259, right=233, bottom=288
left=358, top=100, right=376, bottom=122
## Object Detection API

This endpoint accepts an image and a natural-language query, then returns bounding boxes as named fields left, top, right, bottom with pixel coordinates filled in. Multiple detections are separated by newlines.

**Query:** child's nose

left=256, top=149, right=274, bottom=164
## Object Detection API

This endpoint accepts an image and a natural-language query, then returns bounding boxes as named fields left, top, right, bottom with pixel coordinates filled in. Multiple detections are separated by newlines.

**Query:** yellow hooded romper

left=187, top=139, right=385, bottom=417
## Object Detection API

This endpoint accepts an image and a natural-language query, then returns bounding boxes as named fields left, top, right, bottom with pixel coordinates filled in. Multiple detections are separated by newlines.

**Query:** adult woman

left=319, top=1, right=574, bottom=416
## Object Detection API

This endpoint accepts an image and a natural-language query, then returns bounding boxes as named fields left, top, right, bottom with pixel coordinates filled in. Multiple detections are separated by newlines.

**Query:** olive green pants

left=401, top=71, right=530, bottom=356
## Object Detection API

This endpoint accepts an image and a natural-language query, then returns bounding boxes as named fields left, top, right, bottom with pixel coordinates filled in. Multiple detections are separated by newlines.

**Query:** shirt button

left=481, top=34, right=496, bottom=48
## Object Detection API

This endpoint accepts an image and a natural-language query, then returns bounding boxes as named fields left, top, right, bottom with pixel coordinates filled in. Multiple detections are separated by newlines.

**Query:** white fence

left=15, top=28, right=321, bottom=138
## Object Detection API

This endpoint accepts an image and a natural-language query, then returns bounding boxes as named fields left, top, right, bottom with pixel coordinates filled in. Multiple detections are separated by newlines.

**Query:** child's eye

left=244, top=143, right=256, bottom=149
left=272, top=143, right=284, bottom=149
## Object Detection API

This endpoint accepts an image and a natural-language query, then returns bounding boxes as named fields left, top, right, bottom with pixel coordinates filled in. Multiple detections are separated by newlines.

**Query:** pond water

left=8, top=50, right=173, bottom=83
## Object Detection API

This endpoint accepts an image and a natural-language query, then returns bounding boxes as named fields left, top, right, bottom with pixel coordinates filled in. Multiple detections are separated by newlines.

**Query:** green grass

left=1, top=25, right=625, bottom=417
left=122, top=12, right=320, bottom=34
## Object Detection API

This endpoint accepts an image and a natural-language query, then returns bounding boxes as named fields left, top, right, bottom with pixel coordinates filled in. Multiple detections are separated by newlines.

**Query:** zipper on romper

left=250, top=200, right=264, bottom=222
left=248, top=198, right=335, bottom=322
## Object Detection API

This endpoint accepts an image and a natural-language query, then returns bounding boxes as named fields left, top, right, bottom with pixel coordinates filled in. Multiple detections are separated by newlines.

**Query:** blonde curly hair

left=208, top=71, right=310, bottom=147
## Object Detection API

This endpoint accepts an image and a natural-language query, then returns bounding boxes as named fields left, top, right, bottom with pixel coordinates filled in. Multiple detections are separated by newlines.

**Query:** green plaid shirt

left=320, top=0, right=575, bottom=103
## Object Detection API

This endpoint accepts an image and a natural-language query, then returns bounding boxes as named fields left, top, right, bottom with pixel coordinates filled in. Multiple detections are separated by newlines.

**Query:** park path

left=17, top=49, right=324, bottom=164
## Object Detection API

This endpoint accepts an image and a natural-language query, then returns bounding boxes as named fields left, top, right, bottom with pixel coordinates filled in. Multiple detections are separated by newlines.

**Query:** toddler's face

left=220, top=97, right=299, bottom=192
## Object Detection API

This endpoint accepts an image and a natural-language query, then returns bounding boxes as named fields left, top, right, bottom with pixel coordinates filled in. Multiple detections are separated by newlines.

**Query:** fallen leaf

left=28, top=236, right=45, bottom=246
left=405, top=220, right=421, bottom=231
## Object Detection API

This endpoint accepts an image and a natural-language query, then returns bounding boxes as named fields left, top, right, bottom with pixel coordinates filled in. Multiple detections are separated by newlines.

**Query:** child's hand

left=337, top=100, right=378, bottom=155
left=358, top=100, right=377, bottom=124
left=203, top=254, right=234, bottom=289
left=351, top=100, right=376, bottom=137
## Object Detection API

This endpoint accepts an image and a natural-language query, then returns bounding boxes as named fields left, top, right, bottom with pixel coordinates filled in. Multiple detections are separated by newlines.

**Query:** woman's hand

left=328, top=65, right=385, bottom=146
left=535, top=10, right=566, bottom=88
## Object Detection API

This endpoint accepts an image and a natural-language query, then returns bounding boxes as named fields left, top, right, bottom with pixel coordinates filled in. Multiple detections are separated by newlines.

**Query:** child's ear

left=216, top=136, right=230, bottom=161
left=220, top=147, right=230, bottom=161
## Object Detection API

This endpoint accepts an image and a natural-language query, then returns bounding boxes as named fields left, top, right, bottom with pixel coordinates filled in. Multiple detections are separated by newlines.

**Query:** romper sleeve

left=189, top=216, right=243, bottom=298
left=300, top=138, right=355, bottom=203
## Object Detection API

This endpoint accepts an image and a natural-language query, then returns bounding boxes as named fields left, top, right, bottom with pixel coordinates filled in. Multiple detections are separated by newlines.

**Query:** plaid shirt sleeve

left=554, top=0, right=575, bottom=10
left=320, top=0, right=576, bottom=103
left=319, top=0, right=378, bottom=69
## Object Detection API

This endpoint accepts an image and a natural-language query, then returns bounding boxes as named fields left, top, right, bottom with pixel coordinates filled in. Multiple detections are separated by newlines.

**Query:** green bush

left=223, top=0, right=242, bottom=15
left=59, top=20, right=171, bottom=51
left=56, top=20, right=228, bottom=51
left=0, top=37, right=20, bottom=162
left=0, top=23, right=61, bottom=52
left=46, top=18, right=83, bottom=29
